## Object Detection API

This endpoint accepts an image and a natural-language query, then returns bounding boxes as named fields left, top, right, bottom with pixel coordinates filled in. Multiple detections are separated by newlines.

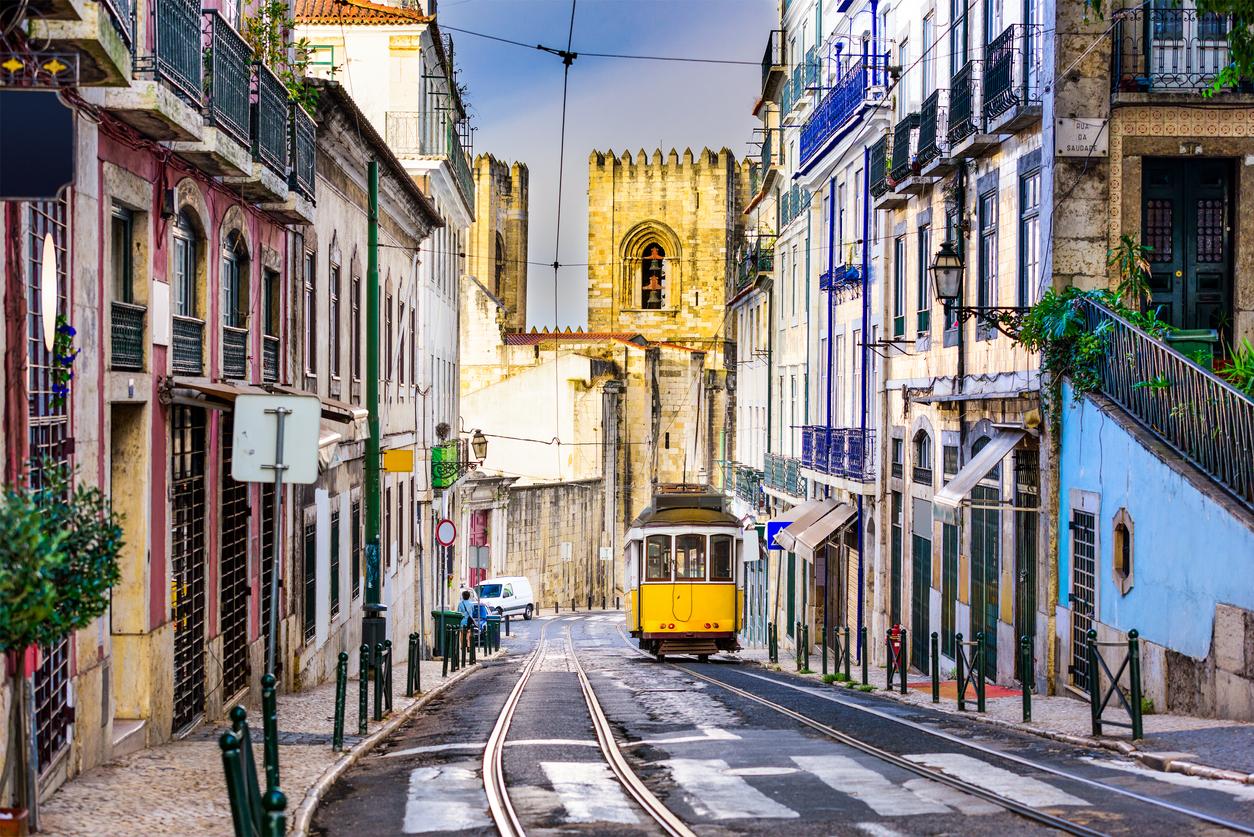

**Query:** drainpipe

left=804, top=199, right=812, bottom=453
left=826, top=175, right=835, bottom=430
left=857, top=144, right=871, bottom=657
left=362, top=160, right=386, bottom=654
left=870, top=0, right=880, bottom=85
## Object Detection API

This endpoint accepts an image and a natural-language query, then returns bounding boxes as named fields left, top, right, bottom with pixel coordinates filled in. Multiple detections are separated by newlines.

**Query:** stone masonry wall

left=504, top=479, right=608, bottom=610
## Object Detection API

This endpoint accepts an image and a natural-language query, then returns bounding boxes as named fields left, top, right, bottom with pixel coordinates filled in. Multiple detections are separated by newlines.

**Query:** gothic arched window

left=641, top=242, right=666, bottom=309
left=494, top=232, right=506, bottom=296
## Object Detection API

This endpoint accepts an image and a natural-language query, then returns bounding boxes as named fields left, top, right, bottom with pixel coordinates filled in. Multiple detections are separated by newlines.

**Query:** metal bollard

left=358, top=644, right=369, bottom=734
left=860, top=626, right=868, bottom=685
left=384, top=640, right=394, bottom=714
left=262, top=788, right=287, bottom=837
left=588, top=595, right=593, bottom=611
left=1129, top=629, right=1144, bottom=740
left=885, top=630, right=894, bottom=690
left=821, top=625, right=829, bottom=676
left=1020, top=635, right=1032, bottom=722
left=975, top=632, right=986, bottom=713
left=469, top=627, right=477, bottom=664
left=333, top=652, right=349, bottom=750
left=616, top=596, right=620, bottom=609
left=899, top=628, right=908, bottom=694
left=229, top=706, right=263, bottom=833
left=802, top=624, right=810, bottom=671
left=260, top=673, right=280, bottom=792
left=373, top=642, right=384, bottom=721
left=601, top=596, right=606, bottom=610
left=505, top=614, right=511, bottom=637
left=555, top=602, right=559, bottom=614
left=844, top=627, right=852, bottom=682
left=1087, top=629, right=1102, bottom=735
left=407, top=633, right=419, bottom=697
left=931, top=632, right=940, bottom=703
left=441, top=631, right=450, bottom=677
left=572, top=597, right=576, bottom=612
left=795, top=621, right=803, bottom=670
left=219, top=731, right=254, bottom=837
left=955, top=633, right=967, bottom=711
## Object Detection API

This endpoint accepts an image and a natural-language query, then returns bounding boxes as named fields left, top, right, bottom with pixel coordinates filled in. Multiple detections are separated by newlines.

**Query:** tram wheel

left=697, top=654, right=710, bottom=663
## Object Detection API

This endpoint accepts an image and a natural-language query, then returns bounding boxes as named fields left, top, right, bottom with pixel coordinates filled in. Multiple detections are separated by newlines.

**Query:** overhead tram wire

left=438, top=23, right=758, bottom=66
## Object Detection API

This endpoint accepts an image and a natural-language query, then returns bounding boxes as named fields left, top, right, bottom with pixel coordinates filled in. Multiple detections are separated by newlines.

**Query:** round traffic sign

left=435, top=517, right=457, bottom=546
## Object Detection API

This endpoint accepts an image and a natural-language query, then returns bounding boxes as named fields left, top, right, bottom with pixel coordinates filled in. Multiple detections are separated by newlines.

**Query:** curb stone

left=290, top=649, right=506, bottom=836
left=740, top=657, right=1254, bottom=786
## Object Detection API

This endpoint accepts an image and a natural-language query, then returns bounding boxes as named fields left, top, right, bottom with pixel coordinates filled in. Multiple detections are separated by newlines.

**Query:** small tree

left=0, top=468, right=122, bottom=820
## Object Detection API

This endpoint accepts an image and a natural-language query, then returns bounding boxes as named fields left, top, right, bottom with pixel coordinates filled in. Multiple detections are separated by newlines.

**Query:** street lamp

left=929, top=240, right=1030, bottom=338
left=471, top=429, right=488, bottom=462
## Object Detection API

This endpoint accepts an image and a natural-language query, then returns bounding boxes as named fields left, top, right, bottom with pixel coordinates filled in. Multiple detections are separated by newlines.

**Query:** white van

left=475, top=576, right=535, bottom=620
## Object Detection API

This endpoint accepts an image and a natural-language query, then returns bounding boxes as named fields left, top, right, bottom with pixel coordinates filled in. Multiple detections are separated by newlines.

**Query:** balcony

left=106, top=0, right=203, bottom=139
left=983, top=24, right=1043, bottom=132
left=222, top=325, right=248, bottom=380
left=890, top=112, right=928, bottom=194
left=262, top=102, right=318, bottom=223
left=1079, top=298, right=1254, bottom=509
left=225, top=63, right=289, bottom=202
left=734, top=464, right=764, bottom=506
left=916, top=88, right=955, bottom=176
left=171, top=316, right=204, bottom=375
left=170, top=11, right=252, bottom=177
left=385, top=111, right=424, bottom=156
left=780, top=184, right=810, bottom=227
left=1111, top=6, right=1246, bottom=97
left=432, top=439, right=470, bottom=490
left=27, top=0, right=133, bottom=86
left=737, top=237, right=775, bottom=291
left=947, top=61, right=1000, bottom=158
left=799, top=54, right=890, bottom=165
left=383, top=112, right=475, bottom=213
left=761, top=29, right=786, bottom=102
left=110, top=301, right=146, bottom=371
left=802, top=426, right=878, bottom=482
left=262, top=335, right=279, bottom=383
left=764, top=453, right=803, bottom=497
left=446, top=120, right=476, bottom=213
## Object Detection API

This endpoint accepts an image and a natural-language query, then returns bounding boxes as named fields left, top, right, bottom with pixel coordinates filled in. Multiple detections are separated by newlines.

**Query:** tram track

left=610, top=622, right=1254, bottom=837
left=483, top=616, right=697, bottom=837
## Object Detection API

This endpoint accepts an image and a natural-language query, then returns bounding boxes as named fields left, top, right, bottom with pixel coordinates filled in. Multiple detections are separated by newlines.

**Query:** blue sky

left=440, top=0, right=775, bottom=328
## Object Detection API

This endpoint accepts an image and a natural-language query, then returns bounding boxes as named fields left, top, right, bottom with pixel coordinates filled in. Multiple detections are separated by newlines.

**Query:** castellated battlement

left=587, top=147, right=735, bottom=175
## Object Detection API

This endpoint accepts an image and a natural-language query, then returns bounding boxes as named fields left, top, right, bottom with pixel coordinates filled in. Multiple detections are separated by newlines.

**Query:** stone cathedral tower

left=586, top=147, right=750, bottom=355
left=468, top=155, right=529, bottom=332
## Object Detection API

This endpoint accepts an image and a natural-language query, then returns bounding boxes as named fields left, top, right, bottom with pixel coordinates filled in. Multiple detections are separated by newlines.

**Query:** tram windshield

left=675, top=534, right=706, bottom=579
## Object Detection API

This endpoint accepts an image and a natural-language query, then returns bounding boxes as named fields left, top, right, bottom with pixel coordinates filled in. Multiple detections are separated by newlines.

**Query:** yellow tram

left=625, top=490, right=747, bottom=660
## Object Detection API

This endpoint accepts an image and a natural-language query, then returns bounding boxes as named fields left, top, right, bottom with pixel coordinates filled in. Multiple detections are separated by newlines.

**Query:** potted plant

left=0, top=467, right=122, bottom=834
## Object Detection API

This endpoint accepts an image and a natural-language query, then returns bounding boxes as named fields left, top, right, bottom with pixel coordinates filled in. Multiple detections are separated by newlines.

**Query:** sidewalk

left=737, top=647, right=1254, bottom=784
left=39, top=642, right=510, bottom=837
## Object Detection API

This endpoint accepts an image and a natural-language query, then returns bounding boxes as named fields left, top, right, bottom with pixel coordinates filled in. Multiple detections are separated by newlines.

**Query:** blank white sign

left=231, top=394, right=322, bottom=484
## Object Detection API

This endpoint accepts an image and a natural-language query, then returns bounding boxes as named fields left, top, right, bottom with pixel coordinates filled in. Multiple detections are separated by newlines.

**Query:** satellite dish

left=40, top=233, right=57, bottom=352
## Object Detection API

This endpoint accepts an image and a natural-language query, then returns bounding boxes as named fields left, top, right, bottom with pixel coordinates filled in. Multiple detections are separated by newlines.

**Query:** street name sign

left=1055, top=118, right=1109, bottom=158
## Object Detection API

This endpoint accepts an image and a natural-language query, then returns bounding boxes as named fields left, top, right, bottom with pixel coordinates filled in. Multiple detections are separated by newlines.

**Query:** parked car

left=475, top=576, right=535, bottom=620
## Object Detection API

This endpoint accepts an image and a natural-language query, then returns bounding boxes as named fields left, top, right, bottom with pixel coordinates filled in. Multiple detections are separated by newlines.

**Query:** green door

left=1142, top=158, right=1233, bottom=336
left=970, top=484, right=999, bottom=682
left=786, top=552, right=796, bottom=636
left=910, top=498, right=932, bottom=673
left=890, top=492, right=903, bottom=627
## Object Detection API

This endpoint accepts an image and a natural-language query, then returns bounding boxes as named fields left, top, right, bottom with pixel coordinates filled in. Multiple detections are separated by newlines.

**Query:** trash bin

left=1165, top=329, right=1219, bottom=369
left=431, top=609, right=463, bottom=658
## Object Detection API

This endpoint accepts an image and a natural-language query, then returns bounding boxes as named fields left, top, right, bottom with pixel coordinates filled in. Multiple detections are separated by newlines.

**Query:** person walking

left=457, top=589, right=476, bottom=653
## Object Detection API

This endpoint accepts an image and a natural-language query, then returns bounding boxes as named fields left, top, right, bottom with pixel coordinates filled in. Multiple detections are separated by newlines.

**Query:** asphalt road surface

left=311, top=612, right=1254, bottom=836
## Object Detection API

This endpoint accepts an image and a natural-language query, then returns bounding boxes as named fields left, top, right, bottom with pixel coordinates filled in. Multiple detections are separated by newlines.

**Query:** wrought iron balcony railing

left=780, top=184, right=810, bottom=227
left=171, top=316, right=204, bottom=375
left=801, top=426, right=878, bottom=481
left=432, top=438, right=473, bottom=489
left=1079, top=298, right=1253, bottom=508
left=290, top=102, right=316, bottom=200
left=764, top=452, right=803, bottom=496
left=203, top=12, right=252, bottom=148
left=762, top=29, right=785, bottom=94
left=800, top=54, right=890, bottom=164
left=948, top=61, right=984, bottom=144
left=869, top=132, right=891, bottom=197
left=252, top=63, right=289, bottom=177
left=760, top=131, right=776, bottom=174
left=737, top=238, right=775, bottom=289
left=983, top=24, right=1043, bottom=122
left=1111, top=5, right=1240, bottom=93
left=734, top=464, right=764, bottom=505
left=262, top=334, right=279, bottom=383
left=222, top=325, right=248, bottom=379
left=889, top=112, right=920, bottom=182
left=147, top=0, right=202, bottom=103
left=102, top=0, right=134, bottom=48
left=385, top=111, right=424, bottom=155
left=110, top=301, right=146, bottom=371
left=916, top=88, right=948, bottom=167
left=447, top=120, right=475, bottom=212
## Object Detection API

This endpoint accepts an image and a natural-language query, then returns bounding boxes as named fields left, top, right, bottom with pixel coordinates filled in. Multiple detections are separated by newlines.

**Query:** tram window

left=710, top=535, right=734, bottom=581
left=675, top=534, right=706, bottom=580
left=645, top=535, right=673, bottom=581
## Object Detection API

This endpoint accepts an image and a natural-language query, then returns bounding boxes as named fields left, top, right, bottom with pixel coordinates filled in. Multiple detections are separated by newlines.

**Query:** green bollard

left=955, top=633, right=966, bottom=711
left=333, top=652, right=349, bottom=750
left=1086, top=628, right=1102, bottom=736
left=899, top=628, right=908, bottom=694
left=844, top=627, right=852, bottom=681
left=219, top=731, right=254, bottom=837
left=860, top=626, right=868, bottom=685
left=802, top=624, right=810, bottom=671
left=931, top=632, right=940, bottom=703
left=384, top=640, right=394, bottom=714
left=795, top=621, right=803, bottom=670
left=441, top=632, right=450, bottom=677
left=885, top=630, right=894, bottom=690
left=1020, top=635, right=1032, bottom=723
left=358, top=644, right=369, bottom=734
left=262, top=788, right=287, bottom=837
left=406, top=633, right=417, bottom=697
left=260, top=673, right=280, bottom=792
left=975, top=632, right=986, bottom=713
left=1128, top=629, right=1144, bottom=740
left=821, top=625, right=828, bottom=677
left=373, top=642, right=384, bottom=721
left=767, top=622, right=774, bottom=663
left=469, top=626, right=477, bottom=664
left=229, top=706, right=263, bottom=834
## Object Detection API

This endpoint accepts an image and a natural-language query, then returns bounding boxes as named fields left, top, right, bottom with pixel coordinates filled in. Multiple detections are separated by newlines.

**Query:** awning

left=318, top=420, right=344, bottom=473
left=794, top=503, right=857, bottom=563
left=266, top=384, right=366, bottom=424
left=934, top=428, right=1027, bottom=512
left=173, top=381, right=268, bottom=409
left=774, top=498, right=838, bottom=552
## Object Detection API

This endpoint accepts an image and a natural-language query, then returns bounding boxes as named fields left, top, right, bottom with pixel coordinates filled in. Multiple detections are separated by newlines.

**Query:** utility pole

left=362, top=159, right=386, bottom=655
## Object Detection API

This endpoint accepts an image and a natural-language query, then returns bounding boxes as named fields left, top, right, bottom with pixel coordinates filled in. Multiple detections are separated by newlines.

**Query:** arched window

left=494, top=232, right=506, bottom=296
left=972, top=435, right=1002, bottom=483
left=173, top=212, right=200, bottom=319
left=640, top=242, right=666, bottom=309
left=221, top=230, right=249, bottom=328
left=912, top=430, right=933, bottom=485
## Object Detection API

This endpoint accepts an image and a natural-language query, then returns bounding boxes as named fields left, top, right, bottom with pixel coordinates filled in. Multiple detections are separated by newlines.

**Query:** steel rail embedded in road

left=565, top=626, right=699, bottom=837
left=482, top=623, right=549, bottom=837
